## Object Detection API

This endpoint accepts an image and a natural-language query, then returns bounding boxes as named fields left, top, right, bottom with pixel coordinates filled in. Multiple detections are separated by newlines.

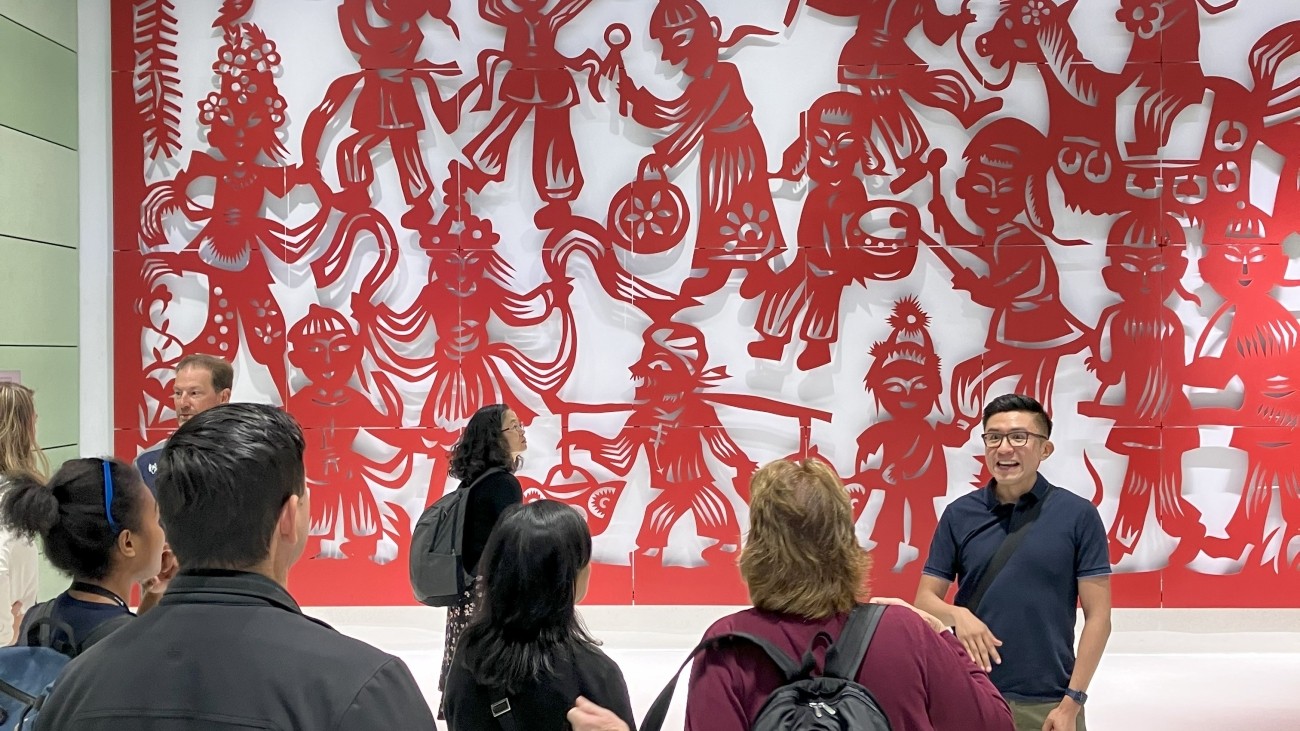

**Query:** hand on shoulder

left=567, top=696, right=629, bottom=731
left=868, top=596, right=947, bottom=633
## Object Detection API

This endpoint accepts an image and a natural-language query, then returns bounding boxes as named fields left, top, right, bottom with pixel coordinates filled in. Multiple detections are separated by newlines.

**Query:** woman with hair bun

left=0, top=457, right=167, bottom=653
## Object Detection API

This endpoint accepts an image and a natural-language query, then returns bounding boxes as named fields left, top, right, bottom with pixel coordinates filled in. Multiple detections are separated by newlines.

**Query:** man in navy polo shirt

left=135, top=354, right=233, bottom=492
left=915, top=394, right=1111, bottom=731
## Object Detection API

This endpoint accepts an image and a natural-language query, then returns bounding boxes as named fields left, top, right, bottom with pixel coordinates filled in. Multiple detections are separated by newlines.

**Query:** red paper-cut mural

left=928, top=118, right=1089, bottom=417
left=139, top=24, right=328, bottom=404
left=617, top=0, right=784, bottom=301
left=109, top=0, right=1300, bottom=606
left=561, top=322, right=756, bottom=566
left=1080, top=212, right=1205, bottom=567
left=288, top=304, right=422, bottom=563
left=855, top=297, right=973, bottom=585
left=303, top=0, right=461, bottom=231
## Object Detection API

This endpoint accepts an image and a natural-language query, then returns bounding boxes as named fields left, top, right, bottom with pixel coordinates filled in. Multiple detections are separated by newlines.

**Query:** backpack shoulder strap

left=462, top=466, right=505, bottom=492
left=21, top=601, right=76, bottom=653
left=823, top=603, right=885, bottom=680
left=639, top=630, right=801, bottom=731
left=962, top=489, right=1050, bottom=615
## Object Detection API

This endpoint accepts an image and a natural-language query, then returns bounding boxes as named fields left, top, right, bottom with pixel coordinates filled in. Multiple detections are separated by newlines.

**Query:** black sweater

left=462, top=469, right=523, bottom=575
left=444, top=639, right=637, bottom=731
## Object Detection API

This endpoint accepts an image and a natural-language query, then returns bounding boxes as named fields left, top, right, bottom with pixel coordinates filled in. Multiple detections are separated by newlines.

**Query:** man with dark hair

left=914, top=394, right=1111, bottom=731
left=38, top=403, right=437, bottom=730
left=135, top=354, right=233, bottom=491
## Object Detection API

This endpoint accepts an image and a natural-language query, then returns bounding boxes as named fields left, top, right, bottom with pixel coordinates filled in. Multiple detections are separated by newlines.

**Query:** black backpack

left=641, top=603, right=892, bottom=731
left=409, top=467, right=503, bottom=607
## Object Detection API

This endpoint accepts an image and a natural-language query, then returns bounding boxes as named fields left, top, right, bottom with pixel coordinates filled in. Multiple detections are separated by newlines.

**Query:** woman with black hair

left=444, top=500, right=636, bottom=731
left=437, top=403, right=528, bottom=717
left=0, top=457, right=167, bottom=653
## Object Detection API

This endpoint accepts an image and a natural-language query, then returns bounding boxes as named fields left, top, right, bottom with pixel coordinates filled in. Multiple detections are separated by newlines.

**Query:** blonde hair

left=0, top=382, right=48, bottom=479
left=740, top=459, right=870, bottom=618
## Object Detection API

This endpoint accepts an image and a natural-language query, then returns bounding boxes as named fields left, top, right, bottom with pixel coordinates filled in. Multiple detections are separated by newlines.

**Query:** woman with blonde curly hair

left=0, top=382, right=48, bottom=642
left=682, top=458, right=1014, bottom=731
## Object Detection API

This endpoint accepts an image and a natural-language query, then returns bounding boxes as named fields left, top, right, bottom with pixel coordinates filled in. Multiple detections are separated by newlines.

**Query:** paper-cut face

left=808, top=100, right=881, bottom=184
left=1199, top=244, right=1287, bottom=298
left=631, top=325, right=703, bottom=402
left=873, top=363, right=940, bottom=417
left=1102, top=245, right=1184, bottom=302
left=650, top=0, right=714, bottom=75
left=957, top=161, right=1027, bottom=232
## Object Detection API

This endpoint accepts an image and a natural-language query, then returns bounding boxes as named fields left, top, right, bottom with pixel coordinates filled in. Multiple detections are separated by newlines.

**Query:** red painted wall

left=112, top=0, right=1300, bottom=606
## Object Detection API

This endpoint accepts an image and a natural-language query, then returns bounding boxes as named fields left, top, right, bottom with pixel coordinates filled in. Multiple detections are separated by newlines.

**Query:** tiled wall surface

left=0, top=0, right=79, bottom=595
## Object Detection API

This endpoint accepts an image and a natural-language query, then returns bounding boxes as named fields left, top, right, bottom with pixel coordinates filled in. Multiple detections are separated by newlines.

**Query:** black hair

left=448, top=404, right=515, bottom=482
left=157, top=403, right=305, bottom=570
left=0, top=457, right=147, bottom=580
left=983, top=393, right=1053, bottom=436
left=459, top=500, right=597, bottom=693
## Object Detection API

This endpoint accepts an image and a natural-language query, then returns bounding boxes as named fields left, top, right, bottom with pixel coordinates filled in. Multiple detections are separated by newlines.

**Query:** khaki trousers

left=1008, top=699, right=1086, bottom=731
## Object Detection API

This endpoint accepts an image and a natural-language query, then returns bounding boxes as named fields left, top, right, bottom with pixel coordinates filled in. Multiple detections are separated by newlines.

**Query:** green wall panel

left=0, top=14, right=77, bottom=148
left=0, top=0, right=77, bottom=51
left=0, top=126, right=78, bottom=246
left=0, top=346, right=78, bottom=450
left=0, top=237, right=78, bottom=345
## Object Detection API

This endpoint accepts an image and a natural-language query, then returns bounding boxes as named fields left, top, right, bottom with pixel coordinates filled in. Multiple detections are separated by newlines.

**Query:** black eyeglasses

left=501, top=423, right=524, bottom=433
left=980, top=431, right=1048, bottom=448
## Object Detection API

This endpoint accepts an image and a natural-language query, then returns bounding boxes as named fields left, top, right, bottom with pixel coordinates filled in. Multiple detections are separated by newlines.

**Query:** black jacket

left=444, top=639, right=636, bottom=731
left=36, top=570, right=436, bottom=730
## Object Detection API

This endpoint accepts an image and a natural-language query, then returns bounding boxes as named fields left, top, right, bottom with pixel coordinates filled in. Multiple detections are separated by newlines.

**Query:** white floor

left=312, top=606, right=1300, bottom=730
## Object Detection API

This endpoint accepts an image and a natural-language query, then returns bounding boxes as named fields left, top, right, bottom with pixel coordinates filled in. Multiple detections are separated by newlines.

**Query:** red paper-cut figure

left=561, top=322, right=758, bottom=566
left=140, top=25, right=332, bottom=396
left=1079, top=212, right=1206, bottom=566
left=748, top=92, right=885, bottom=371
left=973, top=0, right=1145, bottom=217
left=1188, top=243, right=1300, bottom=566
left=288, top=305, right=423, bottom=562
left=351, top=209, right=575, bottom=503
left=448, top=0, right=617, bottom=227
left=302, top=0, right=460, bottom=230
left=618, top=0, right=784, bottom=301
left=928, top=119, right=1089, bottom=416
left=746, top=92, right=929, bottom=370
left=854, top=297, right=973, bottom=578
left=1116, top=0, right=1236, bottom=159
left=807, top=0, right=1000, bottom=192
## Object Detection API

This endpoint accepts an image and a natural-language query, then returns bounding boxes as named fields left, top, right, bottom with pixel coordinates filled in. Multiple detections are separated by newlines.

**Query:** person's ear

left=219, top=388, right=232, bottom=404
left=277, top=495, right=301, bottom=543
left=1041, top=439, right=1055, bottom=459
left=117, top=529, right=138, bottom=559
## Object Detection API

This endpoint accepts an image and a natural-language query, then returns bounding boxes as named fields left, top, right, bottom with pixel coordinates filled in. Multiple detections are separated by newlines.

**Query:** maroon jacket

left=684, top=605, right=1014, bottom=731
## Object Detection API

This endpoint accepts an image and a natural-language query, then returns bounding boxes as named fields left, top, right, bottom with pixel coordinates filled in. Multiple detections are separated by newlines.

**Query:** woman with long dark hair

left=444, top=500, right=635, bottom=730
left=0, top=457, right=166, bottom=653
left=437, top=403, right=528, bottom=717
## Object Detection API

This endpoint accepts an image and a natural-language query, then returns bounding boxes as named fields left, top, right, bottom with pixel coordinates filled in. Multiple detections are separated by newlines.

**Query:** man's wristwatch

left=1064, top=688, right=1088, bottom=706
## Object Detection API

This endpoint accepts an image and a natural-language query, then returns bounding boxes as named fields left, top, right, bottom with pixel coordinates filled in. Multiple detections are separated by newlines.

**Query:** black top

left=35, top=569, right=435, bottom=730
left=463, top=469, right=523, bottom=574
left=444, top=638, right=637, bottom=731
left=19, top=590, right=132, bottom=653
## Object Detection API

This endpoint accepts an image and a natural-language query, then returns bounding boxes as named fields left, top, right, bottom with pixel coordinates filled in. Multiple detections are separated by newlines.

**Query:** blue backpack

left=0, top=602, right=130, bottom=730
